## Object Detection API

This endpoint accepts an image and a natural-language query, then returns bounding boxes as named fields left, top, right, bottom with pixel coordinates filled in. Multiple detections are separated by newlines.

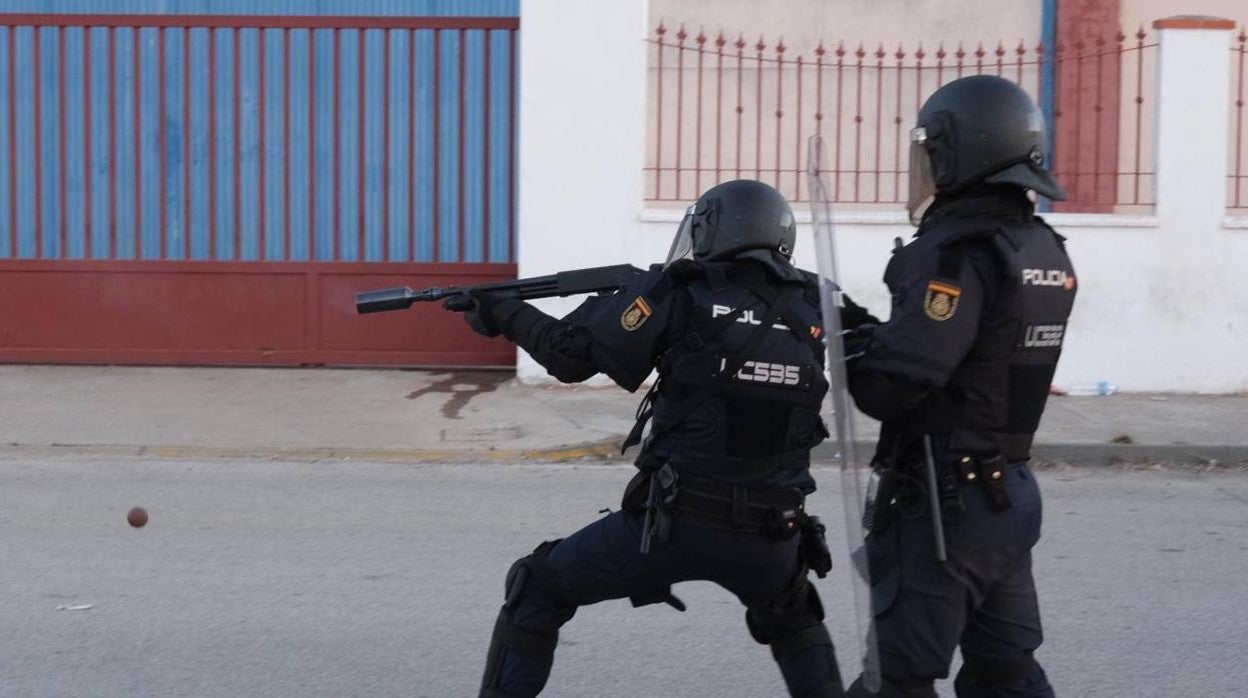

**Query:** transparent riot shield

left=806, top=134, right=881, bottom=693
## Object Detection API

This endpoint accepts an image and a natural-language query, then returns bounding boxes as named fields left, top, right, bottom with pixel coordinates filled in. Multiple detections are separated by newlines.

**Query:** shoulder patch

left=923, top=280, right=961, bottom=322
left=620, top=296, right=653, bottom=331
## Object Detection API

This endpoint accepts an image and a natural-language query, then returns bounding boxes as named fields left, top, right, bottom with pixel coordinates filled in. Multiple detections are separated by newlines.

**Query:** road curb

left=0, top=439, right=626, bottom=465
left=810, top=441, right=1248, bottom=465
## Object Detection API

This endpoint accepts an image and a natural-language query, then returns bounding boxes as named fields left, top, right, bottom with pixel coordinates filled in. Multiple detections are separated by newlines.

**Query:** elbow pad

left=498, top=301, right=599, bottom=383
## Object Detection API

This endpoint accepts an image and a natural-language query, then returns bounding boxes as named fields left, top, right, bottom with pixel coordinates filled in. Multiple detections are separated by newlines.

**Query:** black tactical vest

left=639, top=264, right=830, bottom=478
left=926, top=218, right=1077, bottom=460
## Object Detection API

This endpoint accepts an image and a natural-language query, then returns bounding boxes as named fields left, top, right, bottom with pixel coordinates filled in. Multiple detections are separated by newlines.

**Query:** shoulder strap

left=736, top=275, right=824, bottom=360
left=621, top=281, right=795, bottom=455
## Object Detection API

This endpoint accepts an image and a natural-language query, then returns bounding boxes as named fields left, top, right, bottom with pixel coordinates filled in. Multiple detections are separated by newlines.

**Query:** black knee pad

left=746, top=578, right=831, bottom=661
left=846, top=675, right=936, bottom=697
left=502, top=538, right=565, bottom=610
left=954, top=652, right=1047, bottom=697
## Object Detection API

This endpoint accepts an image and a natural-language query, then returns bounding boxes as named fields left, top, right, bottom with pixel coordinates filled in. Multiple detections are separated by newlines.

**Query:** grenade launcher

left=355, top=264, right=644, bottom=314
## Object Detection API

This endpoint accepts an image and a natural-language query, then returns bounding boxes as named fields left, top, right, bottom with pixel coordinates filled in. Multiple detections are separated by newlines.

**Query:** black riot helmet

left=666, top=179, right=797, bottom=264
left=908, top=75, right=1066, bottom=223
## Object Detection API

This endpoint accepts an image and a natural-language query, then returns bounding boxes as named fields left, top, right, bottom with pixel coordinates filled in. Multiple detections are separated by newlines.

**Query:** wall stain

left=405, top=371, right=511, bottom=419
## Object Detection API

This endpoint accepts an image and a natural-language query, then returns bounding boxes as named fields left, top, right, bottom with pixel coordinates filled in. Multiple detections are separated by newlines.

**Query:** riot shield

left=806, top=135, right=882, bottom=693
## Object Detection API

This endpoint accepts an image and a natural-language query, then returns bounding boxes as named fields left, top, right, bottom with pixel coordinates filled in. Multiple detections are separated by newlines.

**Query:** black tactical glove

left=839, top=292, right=880, bottom=331
left=444, top=290, right=504, bottom=338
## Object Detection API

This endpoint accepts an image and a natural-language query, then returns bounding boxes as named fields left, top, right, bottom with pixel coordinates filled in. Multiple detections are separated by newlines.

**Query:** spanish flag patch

left=923, top=280, right=961, bottom=322
left=620, top=296, right=653, bottom=331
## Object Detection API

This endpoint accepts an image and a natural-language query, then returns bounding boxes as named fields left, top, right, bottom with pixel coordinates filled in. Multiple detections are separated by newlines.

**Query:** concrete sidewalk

left=0, top=365, right=1245, bottom=464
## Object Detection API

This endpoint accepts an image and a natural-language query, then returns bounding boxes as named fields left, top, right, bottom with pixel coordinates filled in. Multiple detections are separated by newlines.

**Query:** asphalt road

left=2, top=456, right=1246, bottom=697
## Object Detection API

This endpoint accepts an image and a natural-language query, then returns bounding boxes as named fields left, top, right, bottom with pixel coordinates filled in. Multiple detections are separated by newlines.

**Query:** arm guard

left=493, top=299, right=600, bottom=384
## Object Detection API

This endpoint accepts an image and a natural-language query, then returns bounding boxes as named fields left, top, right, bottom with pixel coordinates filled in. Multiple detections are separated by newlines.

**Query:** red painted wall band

left=1153, top=16, right=1236, bottom=30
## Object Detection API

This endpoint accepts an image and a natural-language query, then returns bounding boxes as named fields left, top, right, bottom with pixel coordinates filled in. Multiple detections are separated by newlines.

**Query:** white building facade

left=518, top=0, right=1248, bottom=393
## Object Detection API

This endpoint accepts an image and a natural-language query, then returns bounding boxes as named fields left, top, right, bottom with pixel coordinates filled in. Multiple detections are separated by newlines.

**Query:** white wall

left=516, top=0, right=650, bottom=381
left=519, top=6, right=1248, bottom=393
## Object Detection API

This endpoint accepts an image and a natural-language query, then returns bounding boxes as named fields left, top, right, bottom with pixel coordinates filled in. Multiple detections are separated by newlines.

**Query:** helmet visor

left=907, top=127, right=937, bottom=225
left=664, top=206, right=696, bottom=266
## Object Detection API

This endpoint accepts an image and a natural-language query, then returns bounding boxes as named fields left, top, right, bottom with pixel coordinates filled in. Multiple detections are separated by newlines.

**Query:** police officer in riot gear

left=841, top=75, right=1075, bottom=697
left=450, top=179, right=845, bottom=697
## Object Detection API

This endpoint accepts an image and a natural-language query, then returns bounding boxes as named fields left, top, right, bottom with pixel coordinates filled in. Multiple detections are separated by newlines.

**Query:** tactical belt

left=671, top=475, right=806, bottom=538
left=902, top=453, right=1027, bottom=479
left=882, top=441, right=1029, bottom=519
left=898, top=452, right=1026, bottom=516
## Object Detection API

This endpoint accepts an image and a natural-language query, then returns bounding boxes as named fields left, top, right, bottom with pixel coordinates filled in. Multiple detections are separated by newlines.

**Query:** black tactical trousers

left=479, top=509, right=843, bottom=697
left=852, top=463, right=1053, bottom=698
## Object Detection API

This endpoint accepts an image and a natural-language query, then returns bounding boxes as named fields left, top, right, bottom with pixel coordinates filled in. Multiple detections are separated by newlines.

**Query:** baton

left=921, top=435, right=948, bottom=562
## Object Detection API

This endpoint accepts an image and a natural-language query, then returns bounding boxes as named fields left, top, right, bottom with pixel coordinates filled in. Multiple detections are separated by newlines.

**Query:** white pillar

left=1153, top=16, right=1236, bottom=227
left=515, top=0, right=650, bottom=383
left=1053, top=16, right=1245, bottom=393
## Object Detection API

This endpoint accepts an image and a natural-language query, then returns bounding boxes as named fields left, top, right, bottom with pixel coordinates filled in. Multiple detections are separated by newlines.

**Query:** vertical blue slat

left=263, top=27, right=283, bottom=261
left=14, top=25, right=32, bottom=258
left=312, top=28, right=334, bottom=261
left=38, top=26, right=61, bottom=259
left=287, top=28, right=309, bottom=261
left=188, top=27, right=210, bottom=260
left=387, top=28, right=410, bottom=262
left=64, top=27, right=86, bottom=259
left=165, top=28, right=186, bottom=260
left=138, top=27, right=159, bottom=259
left=88, top=26, right=110, bottom=259
left=14, top=27, right=33, bottom=258
left=338, top=28, right=359, bottom=262
left=237, top=27, right=259, bottom=261
left=362, top=27, right=384, bottom=262
left=213, top=27, right=234, bottom=260
left=462, top=28, right=483, bottom=263
left=0, top=27, right=10, bottom=259
left=488, top=29, right=511, bottom=263
left=438, top=29, right=459, bottom=262
left=414, top=28, right=435, bottom=262
left=114, top=27, right=134, bottom=258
